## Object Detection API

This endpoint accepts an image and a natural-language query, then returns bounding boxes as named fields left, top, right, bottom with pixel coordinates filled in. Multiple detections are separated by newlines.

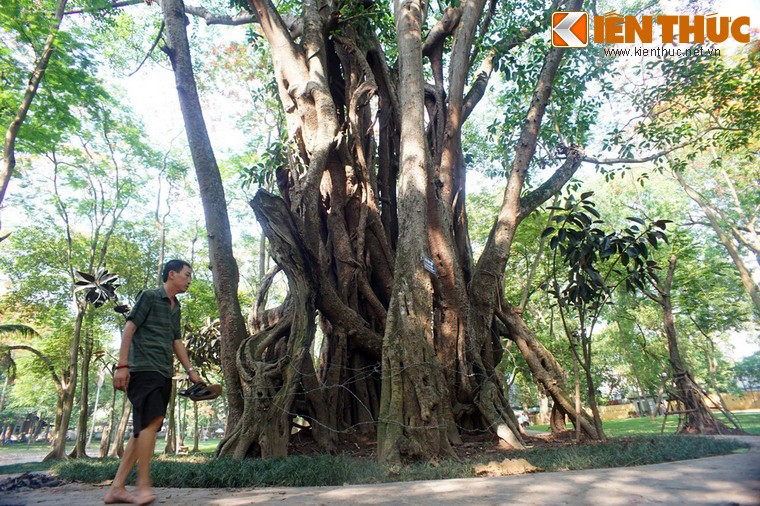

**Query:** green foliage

left=335, top=0, right=395, bottom=56
left=481, top=1, right=615, bottom=179
left=635, top=51, right=759, bottom=156
left=184, top=318, right=221, bottom=379
left=240, top=138, right=287, bottom=192
left=0, top=0, right=109, bottom=154
left=734, top=352, right=760, bottom=391
left=543, top=192, right=669, bottom=311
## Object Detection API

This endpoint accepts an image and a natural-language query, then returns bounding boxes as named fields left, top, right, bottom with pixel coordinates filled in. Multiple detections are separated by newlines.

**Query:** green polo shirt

left=126, top=287, right=181, bottom=378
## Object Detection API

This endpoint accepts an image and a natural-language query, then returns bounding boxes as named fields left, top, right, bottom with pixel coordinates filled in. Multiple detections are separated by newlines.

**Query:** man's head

left=162, top=259, right=193, bottom=294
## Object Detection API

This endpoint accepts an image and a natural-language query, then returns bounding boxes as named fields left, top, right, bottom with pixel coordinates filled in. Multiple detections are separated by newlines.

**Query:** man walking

left=104, top=259, right=200, bottom=505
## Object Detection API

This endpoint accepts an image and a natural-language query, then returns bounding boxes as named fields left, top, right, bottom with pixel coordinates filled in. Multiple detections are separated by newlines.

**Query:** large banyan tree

left=160, top=0, right=606, bottom=462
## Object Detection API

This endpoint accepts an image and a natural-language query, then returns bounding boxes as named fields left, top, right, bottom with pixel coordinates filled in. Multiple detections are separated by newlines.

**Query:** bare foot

left=104, top=487, right=137, bottom=504
left=133, top=489, right=156, bottom=505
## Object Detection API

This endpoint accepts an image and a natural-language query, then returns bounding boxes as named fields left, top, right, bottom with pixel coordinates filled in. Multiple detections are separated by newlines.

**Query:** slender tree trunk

left=99, top=377, right=117, bottom=457
left=574, top=352, right=581, bottom=441
left=538, top=389, right=550, bottom=425
left=580, top=327, right=605, bottom=440
left=70, top=328, right=94, bottom=458
left=1, top=0, right=69, bottom=233
left=88, top=368, right=105, bottom=447
left=110, top=395, right=131, bottom=458
left=0, top=375, right=9, bottom=414
left=674, top=171, right=760, bottom=313
left=165, top=381, right=177, bottom=454
left=193, top=402, right=199, bottom=452
left=497, top=305, right=599, bottom=439
left=659, top=255, right=735, bottom=434
left=160, top=0, right=248, bottom=429
left=45, top=305, right=85, bottom=461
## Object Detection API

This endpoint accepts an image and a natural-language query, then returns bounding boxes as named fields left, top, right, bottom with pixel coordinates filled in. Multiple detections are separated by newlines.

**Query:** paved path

left=1, top=436, right=758, bottom=505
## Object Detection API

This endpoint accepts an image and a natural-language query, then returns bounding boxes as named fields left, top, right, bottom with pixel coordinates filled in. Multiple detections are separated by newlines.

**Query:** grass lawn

left=531, top=410, right=760, bottom=436
left=1, top=413, right=754, bottom=488
left=48, top=435, right=748, bottom=488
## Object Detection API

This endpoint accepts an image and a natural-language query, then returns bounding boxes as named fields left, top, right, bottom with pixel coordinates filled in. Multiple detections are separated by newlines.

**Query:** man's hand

left=113, top=368, right=130, bottom=391
left=188, top=370, right=201, bottom=384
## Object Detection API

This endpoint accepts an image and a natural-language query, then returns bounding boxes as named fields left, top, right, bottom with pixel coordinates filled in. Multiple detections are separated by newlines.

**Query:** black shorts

left=127, top=371, right=172, bottom=437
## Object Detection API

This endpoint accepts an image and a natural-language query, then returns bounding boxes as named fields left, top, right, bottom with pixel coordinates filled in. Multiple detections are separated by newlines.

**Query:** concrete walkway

left=1, top=436, right=758, bottom=505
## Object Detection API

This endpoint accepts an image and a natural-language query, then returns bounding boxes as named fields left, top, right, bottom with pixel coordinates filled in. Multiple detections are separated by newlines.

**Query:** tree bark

left=70, top=325, right=94, bottom=458
left=109, top=394, right=131, bottom=458
left=164, top=381, right=177, bottom=454
left=160, top=0, right=248, bottom=429
left=660, top=255, right=734, bottom=434
left=87, top=368, right=105, bottom=447
left=168, top=0, right=599, bottom=461
left=44, top=305, right=85, bottom=461
left=217, top=191, right=318, bottom=458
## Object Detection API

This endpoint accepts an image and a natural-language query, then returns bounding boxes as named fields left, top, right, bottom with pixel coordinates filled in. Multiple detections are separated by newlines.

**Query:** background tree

left=543, top=192, right=671, bottom=438
left=616, top=47, right=759, bottom=313
left=735, top=352, right=760, bottom=392
left=0, top=0, right=104, bottom=237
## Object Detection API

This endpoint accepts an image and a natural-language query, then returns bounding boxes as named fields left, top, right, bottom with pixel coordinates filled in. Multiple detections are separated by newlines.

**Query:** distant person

left=104, top=259, right=200, bottom=506
left=518, top=410, right=530, bottom=429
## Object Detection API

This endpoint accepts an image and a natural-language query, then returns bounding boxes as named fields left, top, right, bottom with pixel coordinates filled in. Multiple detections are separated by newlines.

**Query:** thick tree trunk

left=173, top=0, right=596, bottom=462
left=376, top=0, right=458, bottom=463
left=161, top=0, right=248, bottom=429
left=217, top=191, right=319, bottom=458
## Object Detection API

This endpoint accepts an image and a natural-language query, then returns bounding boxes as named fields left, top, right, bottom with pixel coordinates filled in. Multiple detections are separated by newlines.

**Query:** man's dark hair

left=162, top=259, right=192, bottom=282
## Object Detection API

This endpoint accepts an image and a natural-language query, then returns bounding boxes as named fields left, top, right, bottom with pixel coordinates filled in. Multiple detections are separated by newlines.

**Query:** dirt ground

left=1, top=435, right=758, bottom=505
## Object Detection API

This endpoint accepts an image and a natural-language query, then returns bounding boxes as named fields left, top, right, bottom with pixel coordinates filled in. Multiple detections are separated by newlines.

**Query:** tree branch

left=518, top=145, right=583, bottom=219
left=584, top=127, right=721, bottom=165
left=128, top=21, right=165, bottom=77
left=421, top=7, right=461, bottom=57
left=183, top=4, right=256, bottom=25
left=2, top=0, right=68, bottom=229
left=64, top=0, right=140, bottom=15
left=5, top=345, right=62, bottom=388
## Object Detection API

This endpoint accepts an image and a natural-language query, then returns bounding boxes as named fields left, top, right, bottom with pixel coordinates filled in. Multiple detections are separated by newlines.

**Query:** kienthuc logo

left=552, top=11, right=752, bottom=47
left=552, top=12, right=589, bottom=47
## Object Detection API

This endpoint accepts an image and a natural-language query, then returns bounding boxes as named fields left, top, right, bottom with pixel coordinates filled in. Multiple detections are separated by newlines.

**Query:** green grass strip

left=47, top=435, right=747, bottom=488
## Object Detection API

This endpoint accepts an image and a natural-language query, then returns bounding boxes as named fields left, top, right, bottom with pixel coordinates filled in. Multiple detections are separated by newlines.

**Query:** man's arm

left=113, top=321, right=137, bottom=391
left=173, top=340, right=201, bottom=383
